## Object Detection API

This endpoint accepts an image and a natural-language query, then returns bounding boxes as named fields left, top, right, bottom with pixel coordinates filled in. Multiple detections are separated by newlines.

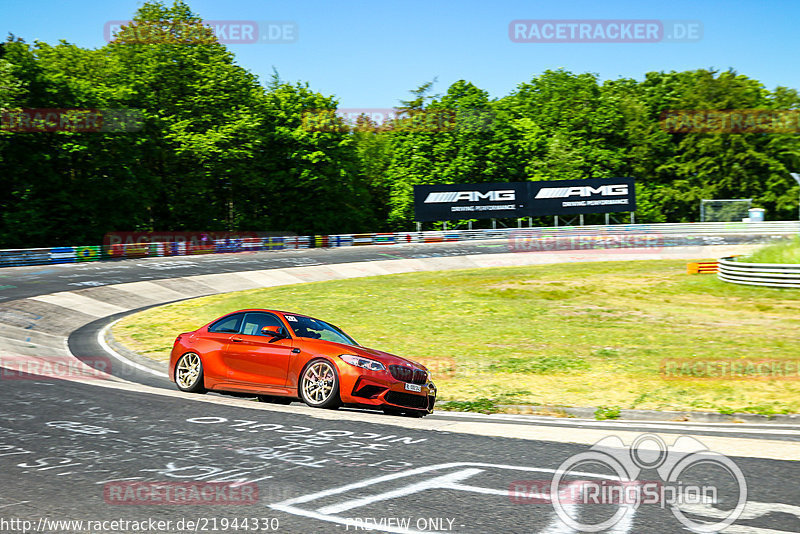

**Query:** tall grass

left=742, top=237, right=800, bottom=264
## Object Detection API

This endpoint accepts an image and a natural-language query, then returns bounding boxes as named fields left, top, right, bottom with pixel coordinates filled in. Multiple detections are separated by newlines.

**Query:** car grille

left=388, top=365, right=428, bottom=385
left=385, top=391, right=428, bottom=410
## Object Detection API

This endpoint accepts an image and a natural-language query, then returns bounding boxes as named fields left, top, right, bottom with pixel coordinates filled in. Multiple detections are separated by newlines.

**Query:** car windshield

left=284, top=314, right=358, bottom=346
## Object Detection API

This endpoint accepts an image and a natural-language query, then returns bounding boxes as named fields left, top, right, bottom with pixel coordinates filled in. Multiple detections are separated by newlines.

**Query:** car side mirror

left=261, top=326, right=287, bottom=340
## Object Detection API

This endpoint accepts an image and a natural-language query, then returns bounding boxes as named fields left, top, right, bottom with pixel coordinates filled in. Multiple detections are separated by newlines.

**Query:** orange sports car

left=169, top=309, right=436, bottom=416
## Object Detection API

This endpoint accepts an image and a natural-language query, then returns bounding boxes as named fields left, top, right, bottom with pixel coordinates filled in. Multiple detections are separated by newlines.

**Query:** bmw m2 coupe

left=169, top=309, right=436, bottom=416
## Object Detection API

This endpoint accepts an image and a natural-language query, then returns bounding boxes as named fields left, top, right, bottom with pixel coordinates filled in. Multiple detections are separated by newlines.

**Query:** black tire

left=299, top=359, right=341, bottom=409
left=174, top=352, right=206, bottom=393
left=258, top=395, right=292, bottom=405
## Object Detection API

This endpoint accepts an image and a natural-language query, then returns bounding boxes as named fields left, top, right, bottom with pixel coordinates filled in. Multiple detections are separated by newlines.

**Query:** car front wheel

left=299, top=359, right=341, bottom=409
left=175, top=352, right=206, bottom=393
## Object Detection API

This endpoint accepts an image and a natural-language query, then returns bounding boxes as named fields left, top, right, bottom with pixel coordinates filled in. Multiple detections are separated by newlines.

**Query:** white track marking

left=680, top=500, right=800, bottom=534
left=315, top=468, right=486, bottom=515
left=678, top=501, right=800, bottom=521
left=270, top=462, right=620, bottom=534
left=0, top=501, right=29, bottom=509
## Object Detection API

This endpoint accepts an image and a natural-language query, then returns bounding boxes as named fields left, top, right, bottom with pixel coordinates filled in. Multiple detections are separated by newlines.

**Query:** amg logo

left=424, top=190, right=516, bottom=203
left=535, top=184, right=629, bottom=199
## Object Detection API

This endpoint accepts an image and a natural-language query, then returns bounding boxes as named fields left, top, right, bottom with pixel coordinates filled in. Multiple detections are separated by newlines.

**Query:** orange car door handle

left=291, top=348, right=300, bottom=353
left=231, top=337, right=243, bottom=343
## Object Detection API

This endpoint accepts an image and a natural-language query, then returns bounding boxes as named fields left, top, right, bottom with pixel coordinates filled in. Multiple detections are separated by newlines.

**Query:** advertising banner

left=413, top=182, right=530, bottom=222
left=528, top=177, right=636, bottom=216
left=413, top=178, right=635, bottom=221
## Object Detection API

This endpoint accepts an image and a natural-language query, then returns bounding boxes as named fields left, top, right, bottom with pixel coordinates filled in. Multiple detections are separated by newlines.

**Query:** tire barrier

left=1, top=221, right=798, bottom=268
left=718, top=257, right=800, bottom=288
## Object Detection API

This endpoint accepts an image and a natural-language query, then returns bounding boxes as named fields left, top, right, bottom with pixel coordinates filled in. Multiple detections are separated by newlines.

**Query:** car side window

left=208, top=313, right=244, bottom=333
left=241, top=312, right=284, bottom=337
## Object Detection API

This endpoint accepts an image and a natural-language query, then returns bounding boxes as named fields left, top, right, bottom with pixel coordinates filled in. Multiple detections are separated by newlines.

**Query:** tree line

left=1, top=1, right=799, bottom=248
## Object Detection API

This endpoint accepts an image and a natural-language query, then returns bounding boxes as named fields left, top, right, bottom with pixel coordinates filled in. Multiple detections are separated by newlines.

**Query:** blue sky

left=2, top=0, right=798, bottom=108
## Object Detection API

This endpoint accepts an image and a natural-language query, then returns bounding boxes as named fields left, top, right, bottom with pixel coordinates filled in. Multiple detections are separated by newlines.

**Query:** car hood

left=304, top=339, right=427, bottom=371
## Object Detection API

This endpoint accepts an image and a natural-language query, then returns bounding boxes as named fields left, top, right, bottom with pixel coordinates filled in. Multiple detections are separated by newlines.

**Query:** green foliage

left=0, top=1, right=374, bottom=246
left=594, top=406, right=622, bottom=420
left=439, top=398, right=499, bottom=414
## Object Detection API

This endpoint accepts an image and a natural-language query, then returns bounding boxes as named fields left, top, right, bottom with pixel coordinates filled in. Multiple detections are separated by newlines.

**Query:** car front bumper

left=342, top=370, right=436, bottom=413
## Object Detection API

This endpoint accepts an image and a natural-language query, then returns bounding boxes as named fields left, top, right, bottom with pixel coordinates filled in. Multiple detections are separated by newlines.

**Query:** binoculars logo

left=551, top=434, right=747, bottom=532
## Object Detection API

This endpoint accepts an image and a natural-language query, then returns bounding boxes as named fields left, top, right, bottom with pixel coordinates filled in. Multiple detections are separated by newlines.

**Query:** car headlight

left=339, top=354, right=386, bottom=371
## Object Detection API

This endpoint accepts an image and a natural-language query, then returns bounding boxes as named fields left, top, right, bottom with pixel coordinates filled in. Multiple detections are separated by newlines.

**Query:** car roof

left=226, top=309, right=311, bottom=318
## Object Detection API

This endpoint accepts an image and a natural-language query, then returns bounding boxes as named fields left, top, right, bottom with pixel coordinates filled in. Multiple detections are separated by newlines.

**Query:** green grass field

left=113, top=259, right=800, bottom=416
left=741, top=236, right=800, bottom=264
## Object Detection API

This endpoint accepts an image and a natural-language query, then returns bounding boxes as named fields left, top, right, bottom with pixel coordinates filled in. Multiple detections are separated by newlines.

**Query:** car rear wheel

left=299, top=359, right=340, bottom=409
left=175, top=352, right=206, bottom=393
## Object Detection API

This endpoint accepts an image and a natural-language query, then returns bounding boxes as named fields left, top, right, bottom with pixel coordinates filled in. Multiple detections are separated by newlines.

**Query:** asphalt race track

left=0, top=241, right=799, bottom=533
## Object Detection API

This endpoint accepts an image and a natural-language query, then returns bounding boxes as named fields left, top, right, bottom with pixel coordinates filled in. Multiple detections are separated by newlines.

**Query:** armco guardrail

left=718, top=256, right=800, bottom=288
left=1, top=221, right=797, bottom=269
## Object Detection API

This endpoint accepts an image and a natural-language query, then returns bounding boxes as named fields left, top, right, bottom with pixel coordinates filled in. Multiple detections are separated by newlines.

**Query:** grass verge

left=741, top=236, right=800, bottom=264
left=113, top=259, right=800, bottom=415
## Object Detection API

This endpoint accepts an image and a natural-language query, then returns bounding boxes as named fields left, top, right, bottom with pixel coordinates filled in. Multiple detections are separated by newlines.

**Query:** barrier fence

left=1, top=221, right=798, bottom=269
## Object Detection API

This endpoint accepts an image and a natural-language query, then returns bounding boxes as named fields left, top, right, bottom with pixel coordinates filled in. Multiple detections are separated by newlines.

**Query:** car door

left=196, top=312, right=245, bottom=382
left=222, top=311, right=294, bottom=387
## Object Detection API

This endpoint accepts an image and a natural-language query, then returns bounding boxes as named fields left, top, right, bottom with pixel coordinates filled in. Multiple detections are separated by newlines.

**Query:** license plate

left=404, top=383, right=422, bottom=392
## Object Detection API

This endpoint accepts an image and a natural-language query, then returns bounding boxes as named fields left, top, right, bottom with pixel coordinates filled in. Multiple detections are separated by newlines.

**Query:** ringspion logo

left=522, top=434, right=747, bottom=532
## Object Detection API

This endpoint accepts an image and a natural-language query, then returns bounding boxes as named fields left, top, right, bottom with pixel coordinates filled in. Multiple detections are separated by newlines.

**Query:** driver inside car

left=294, top=325, right=321, bottom=339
